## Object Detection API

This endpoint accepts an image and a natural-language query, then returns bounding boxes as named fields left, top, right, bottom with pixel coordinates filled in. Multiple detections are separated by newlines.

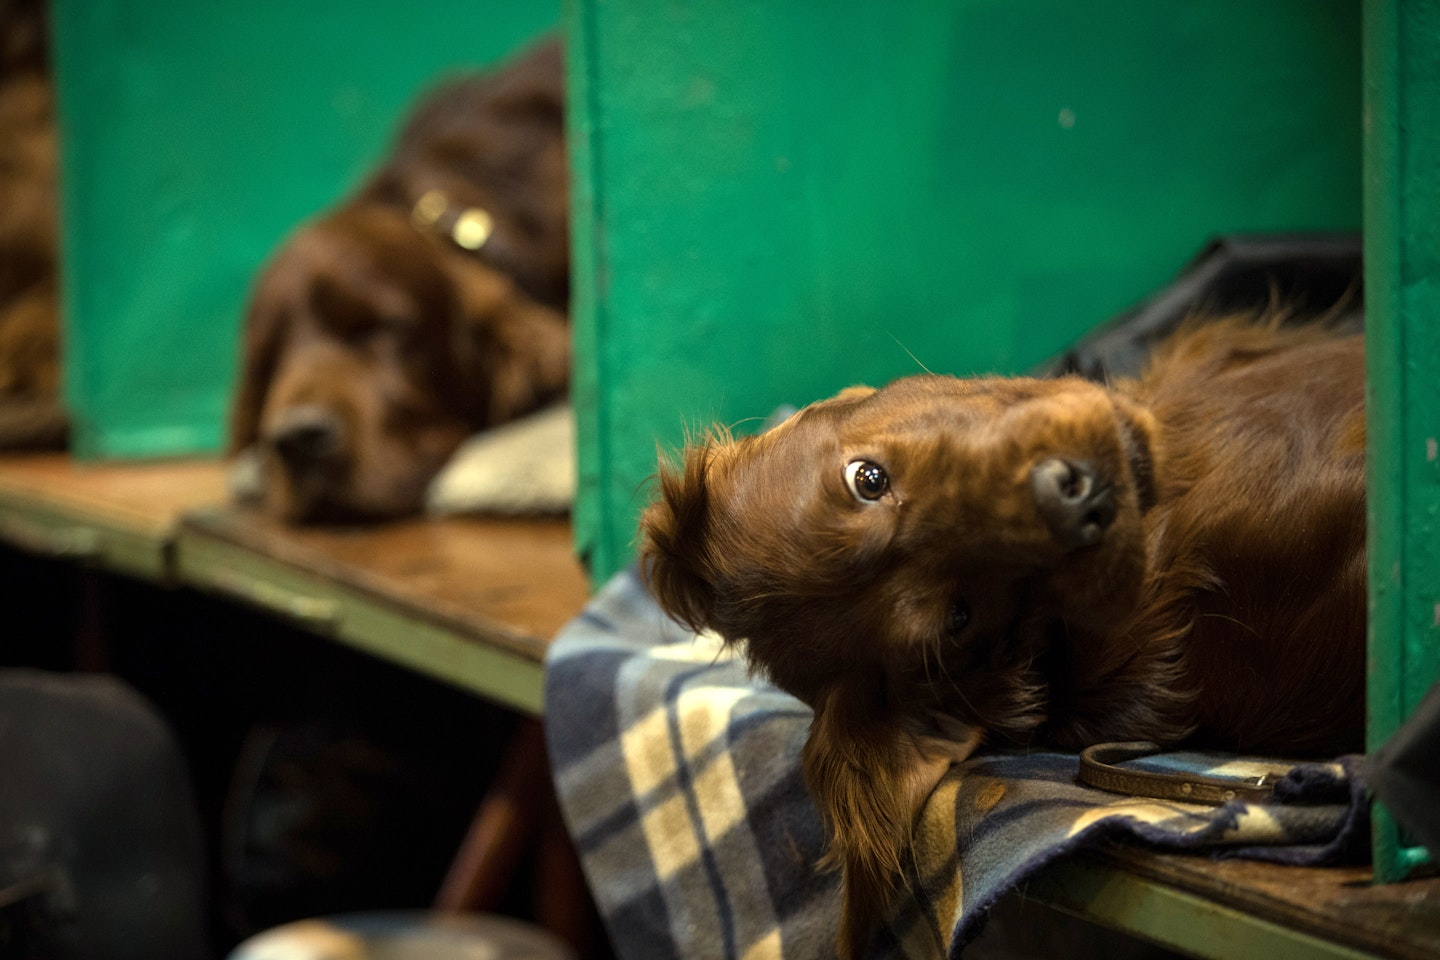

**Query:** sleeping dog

left=640, top=315, right=1366, bottom=958
left=230, top=39, right=569, bottom=522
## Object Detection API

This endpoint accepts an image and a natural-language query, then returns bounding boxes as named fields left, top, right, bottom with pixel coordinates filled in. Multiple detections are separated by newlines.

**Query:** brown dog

left=640, top=316, right=1367, bottom=957
left=0, top=0, right=66, bottom=450
left=230, top=39, right=569, bottom=522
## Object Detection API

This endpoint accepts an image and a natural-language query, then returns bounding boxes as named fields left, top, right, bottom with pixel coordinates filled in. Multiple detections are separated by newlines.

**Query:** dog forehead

left=715, top=412, right=838, bottom=495
left=298, top=209, right=446, bottom=286
left=851, top=374, right=1115, bottom=436
left=792, top=376, right=1021, bottom=450
left=282, top=226, right=450, bottom=327
left=710, top=372, right=1110, bottom=507
left=738, top=376, right=1015, bottom=479
left=867, top=373, right=1055, bottom=408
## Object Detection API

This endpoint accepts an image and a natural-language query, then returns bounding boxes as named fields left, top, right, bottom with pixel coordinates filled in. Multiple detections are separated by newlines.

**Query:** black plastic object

left=1039, top=233, right=1363, bottom=381
left=1366, top=680, right=1440, bottom=863
left=0, top=670, right=210, bottom=960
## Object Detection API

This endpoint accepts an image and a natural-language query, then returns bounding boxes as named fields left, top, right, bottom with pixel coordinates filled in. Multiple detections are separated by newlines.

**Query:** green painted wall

left=1364, top=0, right=1440, bottom=882
left=569, top=0, right=1362, bottom=582
left=51, top=0, right=558, bottom=459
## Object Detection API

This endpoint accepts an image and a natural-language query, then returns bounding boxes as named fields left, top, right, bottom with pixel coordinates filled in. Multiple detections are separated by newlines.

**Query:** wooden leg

left=434, top=716, right=613, bottom=958
left=532, top=779, right=611, bottom=959
left=74, top=568, right=109, bottom=672
left=433, top=717, right=547, bottom=912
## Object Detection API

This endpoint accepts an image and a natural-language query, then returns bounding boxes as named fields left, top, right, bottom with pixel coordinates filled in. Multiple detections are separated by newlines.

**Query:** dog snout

left=269, top=405, right=345, bottom=466
left=1030, top=457, right=1116, bottom=549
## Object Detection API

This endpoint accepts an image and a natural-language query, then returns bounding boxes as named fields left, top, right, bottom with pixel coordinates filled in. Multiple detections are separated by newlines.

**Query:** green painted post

left=568, top=0, right=1362, bottom=583
left=1363, top=0, right=1440, bottom=883
left=50, top=1, right=557, bottom=459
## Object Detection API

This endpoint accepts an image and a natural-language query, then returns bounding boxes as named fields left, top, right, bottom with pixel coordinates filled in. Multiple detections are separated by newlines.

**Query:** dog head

left=641, top=373, right=1162, bottom=736
left=230, top=203, right=569, bottom=522
left=641, top=373, right=1165, bottom=955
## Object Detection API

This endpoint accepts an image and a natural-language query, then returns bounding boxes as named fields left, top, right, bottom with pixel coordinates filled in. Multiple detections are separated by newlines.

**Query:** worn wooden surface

left=177, top=506, right=589, bottom=666
left=0, top=454, right=590, bottom=710
left=0, top=453, right=229, bottom=537
left=1077, top=847, right=1440, bottom=960
left=0, top=454, right=231, bottom=579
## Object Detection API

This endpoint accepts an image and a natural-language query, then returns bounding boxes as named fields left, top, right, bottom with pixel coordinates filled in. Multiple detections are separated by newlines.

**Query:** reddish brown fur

left=0, top=0, right=66, bottom=449
left=230, top=39, right=569, bottom=522
left=639, top=316, right=1366, bottom=958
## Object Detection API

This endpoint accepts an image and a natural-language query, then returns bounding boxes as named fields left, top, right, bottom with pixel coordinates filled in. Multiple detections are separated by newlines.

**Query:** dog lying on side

left=640, top=315, right=1367, bottom=958
left=230, top=39, right=569, bottom=522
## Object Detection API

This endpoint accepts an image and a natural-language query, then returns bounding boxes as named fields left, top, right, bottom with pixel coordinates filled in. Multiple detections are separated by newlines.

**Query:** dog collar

left=1079, top=741, right=1283, bottom=805
left=410, top=189, right=494, bottom=252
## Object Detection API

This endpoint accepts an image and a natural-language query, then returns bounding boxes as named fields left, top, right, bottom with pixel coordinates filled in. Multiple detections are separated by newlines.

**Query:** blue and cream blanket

left=545, top=566, right=1368, bottom=959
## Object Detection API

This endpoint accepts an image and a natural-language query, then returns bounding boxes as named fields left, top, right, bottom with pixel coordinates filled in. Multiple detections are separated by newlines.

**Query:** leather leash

left=1078, top=741, right=1280, bottom=805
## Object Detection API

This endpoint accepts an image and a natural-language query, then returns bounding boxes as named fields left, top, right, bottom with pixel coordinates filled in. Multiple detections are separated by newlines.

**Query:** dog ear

left=1109, top=391, right=1163, bottom=513
left=638, top=445, right=724, bottom=632
left=478, top=296, right=570, bottom=426
left=802, top=688, right=908, bottom=959
left=832, top=384, right=876, bottom=402
left=228, top=261, right=290, bottom=454
left=803, top=681, right=982, bottom=959
left=447, top=257, right=570, bottom=427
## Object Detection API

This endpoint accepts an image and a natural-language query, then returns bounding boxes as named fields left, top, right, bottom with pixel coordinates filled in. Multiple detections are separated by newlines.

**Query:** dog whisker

left=889, top=333, right=935, bottom=375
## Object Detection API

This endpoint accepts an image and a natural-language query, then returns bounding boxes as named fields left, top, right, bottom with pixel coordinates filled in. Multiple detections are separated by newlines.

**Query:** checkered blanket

left=545, top=567, right=1369, bottom=959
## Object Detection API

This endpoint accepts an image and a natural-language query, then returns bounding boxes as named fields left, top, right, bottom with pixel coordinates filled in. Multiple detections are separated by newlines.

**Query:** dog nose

left=270, top=407, right=344, bottom=466
left=1030, top=458, right=1116, bottom=549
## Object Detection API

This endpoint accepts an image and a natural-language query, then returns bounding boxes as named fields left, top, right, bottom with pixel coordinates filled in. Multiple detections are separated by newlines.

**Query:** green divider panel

left=569, top=0, right=1362, bottom=583
left=1363, top=0, right=1440, bottom=883
left=51, top=0, right=557, bottom=459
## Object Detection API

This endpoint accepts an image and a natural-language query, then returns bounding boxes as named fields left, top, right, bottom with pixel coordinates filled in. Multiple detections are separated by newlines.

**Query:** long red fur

left=640, top=315, right=1366, bottom=958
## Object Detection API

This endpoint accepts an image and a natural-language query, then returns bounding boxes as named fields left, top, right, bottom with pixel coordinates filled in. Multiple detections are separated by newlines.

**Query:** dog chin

left=247, top=457, right=419, bottom=525
left=272, top=489, right=421, bottom=525
left=227, top=445, right=267, bottom=506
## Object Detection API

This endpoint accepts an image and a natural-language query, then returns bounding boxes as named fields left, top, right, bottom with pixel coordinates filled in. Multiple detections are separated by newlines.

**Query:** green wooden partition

left=51, top=0, right=557, bottom=459
left=568, top=0, right=1362, bottom=583
left=1363, top=0, right=1440, bottom=883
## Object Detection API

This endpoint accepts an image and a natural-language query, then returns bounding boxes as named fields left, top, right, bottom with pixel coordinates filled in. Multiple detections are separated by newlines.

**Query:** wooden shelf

left=174, top=507, right=590, bottom=715
left=0, top=454, right=229, bottom=581
left=1029, top=849, right=1439, bottom=960
left=0, top=455, right=590, bottom=714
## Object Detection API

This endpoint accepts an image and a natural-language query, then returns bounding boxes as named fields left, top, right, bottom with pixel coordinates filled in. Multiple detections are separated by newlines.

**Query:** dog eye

left=947, top=600, right=971, bottom=635
left=844, top=460, right=889, bottom=501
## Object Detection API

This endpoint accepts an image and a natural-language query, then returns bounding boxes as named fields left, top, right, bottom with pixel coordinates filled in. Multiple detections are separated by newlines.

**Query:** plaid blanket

left=545, top=567, right=1369, bottom=959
